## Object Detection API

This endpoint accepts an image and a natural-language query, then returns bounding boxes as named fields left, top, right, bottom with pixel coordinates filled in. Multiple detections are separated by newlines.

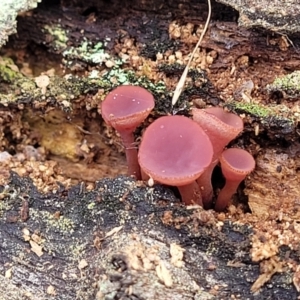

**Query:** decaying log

left=4, top=0, right=300, bottom=142
left=2, top=172, right=297, bottom=300
left=1, top=1, right=300, bottom=299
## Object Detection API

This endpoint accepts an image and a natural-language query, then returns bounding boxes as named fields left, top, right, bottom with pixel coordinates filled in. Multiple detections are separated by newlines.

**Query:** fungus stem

left=215, top=180, right=240, bottom=212
left=215, top=148, right=255, bottom=211
left=119, top=130, right=141, bottom=180
left=196, top=161, right=217, bottom=208
left=178, top=181, right=203, bottom=206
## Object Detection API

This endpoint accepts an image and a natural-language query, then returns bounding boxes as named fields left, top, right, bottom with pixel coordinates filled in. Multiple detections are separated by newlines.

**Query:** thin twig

left=171, top=0, right=212, bottom=106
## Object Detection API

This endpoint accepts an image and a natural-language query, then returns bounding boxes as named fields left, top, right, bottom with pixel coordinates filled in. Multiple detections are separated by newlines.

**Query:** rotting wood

left=1, top=0, right=300, bottom=299
left=2, top=1, right=300, bottom=141
left=246, top=145, right=300, bottom=220
left=0, top=172, right=288, bottom=300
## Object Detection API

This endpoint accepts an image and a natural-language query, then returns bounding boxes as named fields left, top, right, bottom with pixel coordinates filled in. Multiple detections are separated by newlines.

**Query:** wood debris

left=170, top=243, right=185, bottom=268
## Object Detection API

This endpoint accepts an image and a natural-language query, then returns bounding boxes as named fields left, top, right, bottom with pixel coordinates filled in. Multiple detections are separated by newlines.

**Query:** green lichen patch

left=0, top=71, right=109, bottom=107
left=43, top=24, right=69, bottom=52
left=100, top=68, right=167, bottom=93
left=62, top=39, right=122, bottom=69
left=29, top=209, right=75, bottom=234
left=45, top=75, right=108, bottom=104
left=0, top=55, right=170, bottom=113
left=266, top=71, right=300, bottom=99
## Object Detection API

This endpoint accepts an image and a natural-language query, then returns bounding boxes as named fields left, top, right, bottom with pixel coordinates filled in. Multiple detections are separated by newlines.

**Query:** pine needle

left=171, top=0, right=212, bottom=106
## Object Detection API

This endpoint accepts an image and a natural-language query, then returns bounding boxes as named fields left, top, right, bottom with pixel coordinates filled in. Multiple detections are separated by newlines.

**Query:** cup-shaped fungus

left=215, top=148, right=255, bottom=212
left=192, top=107, right=244, bottom=208
left=100, top=85, right=155, bottom=179
left=138, top=115, right=213, bottom=206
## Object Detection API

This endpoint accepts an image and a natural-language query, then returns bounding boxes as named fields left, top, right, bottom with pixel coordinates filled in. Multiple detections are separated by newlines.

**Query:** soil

left=0, top=0, right=300, bottom=299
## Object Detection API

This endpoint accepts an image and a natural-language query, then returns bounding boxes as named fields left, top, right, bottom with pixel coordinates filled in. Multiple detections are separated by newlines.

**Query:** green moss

left=228, top=101, right=272, bottom=118
left=227, top=101, right=297, bottom=137
left=43, top=25, right=69, bottom=52
left=0, top=71, right=110, bottom=105
left=46, top=75, right=108, bottom=102
left=267, top=71, right=300, bottom=98
left=0, top=57, right=24, bottom=82
left=0, top=55, right=167, bottom=111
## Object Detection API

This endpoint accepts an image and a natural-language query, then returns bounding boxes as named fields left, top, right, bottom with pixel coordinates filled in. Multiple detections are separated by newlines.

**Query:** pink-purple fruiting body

left=215, top=148, right=255, bottom=211
left=192, top=107, right=244, bottom=208
left=100, top=85, right=154, bottom=179
left=138, top=115, right=213, bottom=206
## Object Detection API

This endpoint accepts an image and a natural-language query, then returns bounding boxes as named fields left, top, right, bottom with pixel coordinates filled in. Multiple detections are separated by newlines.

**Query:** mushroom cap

left=100, top=85, right=155, bottom=132
left=192, top=107, right=244, bottom=159
left=220, top=148, right=255, bottom=181
left=205, top=107, right=243, bottom=129
left=138, top=115, right=213, bottom=186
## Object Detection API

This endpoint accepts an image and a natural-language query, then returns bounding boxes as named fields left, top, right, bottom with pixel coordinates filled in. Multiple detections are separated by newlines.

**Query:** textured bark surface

left=1, top=1, right=300, bottom=300
left=218, top=0, right=300, bottom=33
left=1, top=172, right=296, bottom=300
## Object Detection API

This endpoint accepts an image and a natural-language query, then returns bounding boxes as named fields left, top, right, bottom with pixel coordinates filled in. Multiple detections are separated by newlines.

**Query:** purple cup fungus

left=215, top=148, right=255, bottom=212
left=100, top=85, right=155, bottom=179
left=138, top=115, right=213, bottom=206
left=192, top=107, right=244, bottom=208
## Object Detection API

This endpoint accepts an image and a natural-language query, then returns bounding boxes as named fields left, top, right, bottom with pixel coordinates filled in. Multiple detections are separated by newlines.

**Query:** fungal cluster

left=99, top=85, right=255, bottom=211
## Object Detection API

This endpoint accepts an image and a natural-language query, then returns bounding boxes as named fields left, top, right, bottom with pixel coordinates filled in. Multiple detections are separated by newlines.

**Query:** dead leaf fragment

left=105, top=225, right=123, bottom=239
left=5, top=268, right=12, bottom=279
left=31, top=233, right=42, bottom=244
left=22, top=228, right=31, bottom=241
left=78, top=259, right=88, bottom=270
left=293, top=265, right=300, bottom=292
left=156, top=261, right=173, bottom=287
left=251, top=256, right=284, bottom=293
left=47, top=285, right=56, bottom=295
left=29, top=240, right=43, bottom=257
left=35, top=75, right=50, bottom=94
left=170, top=243, right=185, bottom=268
